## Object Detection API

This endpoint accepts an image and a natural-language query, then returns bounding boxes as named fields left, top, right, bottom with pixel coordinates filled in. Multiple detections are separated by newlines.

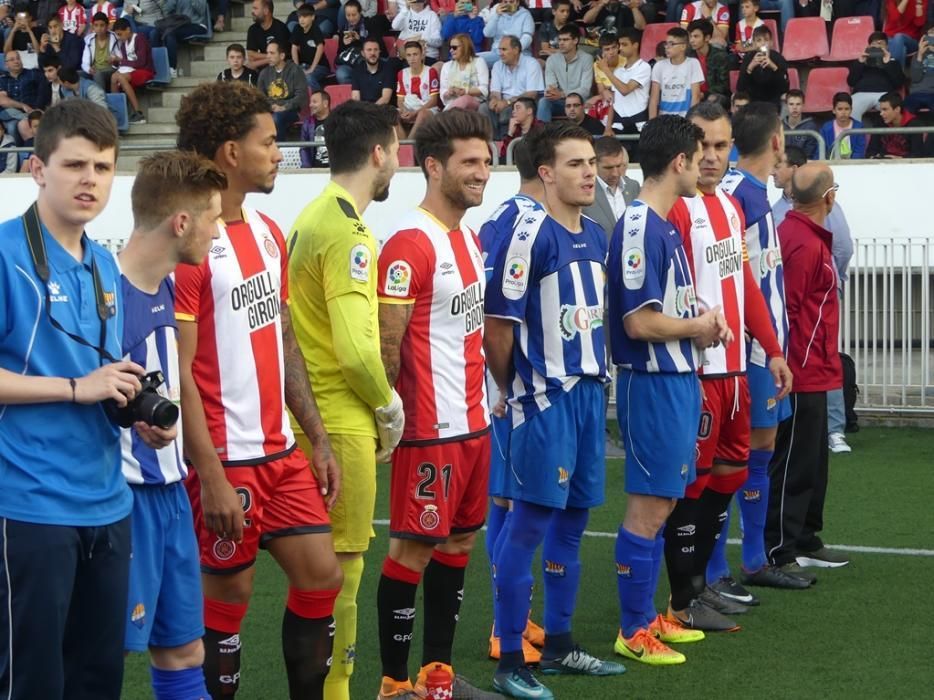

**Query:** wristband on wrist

left=69, top=377, right=77, bottom=403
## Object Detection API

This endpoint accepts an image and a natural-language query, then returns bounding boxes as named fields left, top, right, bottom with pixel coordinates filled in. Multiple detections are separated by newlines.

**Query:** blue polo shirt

left=0, top=215, right=131, bottom=526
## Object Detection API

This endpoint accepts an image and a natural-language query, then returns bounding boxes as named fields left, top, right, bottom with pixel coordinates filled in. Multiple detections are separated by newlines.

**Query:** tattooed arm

left=378, top=301, right=414, bottom=387
left=281, top=304, right=340, bottom=508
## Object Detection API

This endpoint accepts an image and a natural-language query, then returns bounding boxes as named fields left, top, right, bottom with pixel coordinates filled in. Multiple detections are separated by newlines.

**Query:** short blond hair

left=131, top=151, right=228, bottom=230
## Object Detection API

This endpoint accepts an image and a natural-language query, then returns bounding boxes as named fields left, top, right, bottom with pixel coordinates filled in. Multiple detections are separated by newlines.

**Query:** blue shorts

left=504, top=378, right=606, bottom=510
left=748, top=362, right=792, bottom=429
left=125, top=481, right=204, bottom=652
left=488, top=412, right=510, bottom=499
left=617, top=369, right=701, bottom=498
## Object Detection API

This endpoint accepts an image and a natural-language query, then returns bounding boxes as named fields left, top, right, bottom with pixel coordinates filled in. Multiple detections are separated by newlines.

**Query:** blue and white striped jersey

left=479, top=194, right=543, bottom=283
left=720, top=168, right=788, bottom=367
left=485, top=209, right=608, bottom=427
left=608, top=201, right=700, bottom=373
left=119, top=275, right=185, bottom=486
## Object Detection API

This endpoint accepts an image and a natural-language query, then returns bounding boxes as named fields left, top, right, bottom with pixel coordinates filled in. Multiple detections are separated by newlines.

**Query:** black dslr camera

left=865, top=47, right=884, bottom=68
left=105, top=371, right=180, bottom=429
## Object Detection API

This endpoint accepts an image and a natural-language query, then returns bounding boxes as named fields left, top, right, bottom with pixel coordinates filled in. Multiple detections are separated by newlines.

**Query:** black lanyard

left=21, top=202, right=118, bottom=365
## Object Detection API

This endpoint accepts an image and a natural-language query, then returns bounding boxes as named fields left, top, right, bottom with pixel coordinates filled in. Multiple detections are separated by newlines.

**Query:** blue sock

left=494, top=500, right=552, bottom=670
left=706, top=506, right=732, bottom=584
left=648, top=531, right=665, bottom=619
left=151, top=666, right=209, bottom=700
left=486, top=501, right=509, bottom=637
left=739, top=450, right=771, bottom=572
left=615, top=526, right=655, bottom=639
left=541, top=507, right=588, bottom=649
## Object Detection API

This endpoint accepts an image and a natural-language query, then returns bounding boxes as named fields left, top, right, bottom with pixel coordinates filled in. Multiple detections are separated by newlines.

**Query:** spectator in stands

left=564, top=91, right=605, bottom=134
left=247, top=0, right=291, bottom=70
left=591, top=32, right=621, bottom=110
left=847, top=31, right=905, bottom=120
left=866, top=91, right=917, bottom=157
left=218, top=42, right=259, bottom=83
left=736, top=24, right=788, bottom=109
left=820, top=92, right=866, bottom=158
left=4, top=5, right=46, bottom=55
left=334, top=0, right=378, bottom=85
left=291, top=4, right=329, bottom=90
left=602, top=26, right=650, bottom=137
left=40, top=15, right=83, bottom=72
left=581, top=0, right=648, bottom=45
left=582, top=135, right=637, bottom=237
left=0, top=48, right=46, bottom=140
left=783, top=88, right=819, bottom=159
left=351, top=36, right=394, bottom=104
left=257, top=40, right=306, bottom=139
left=300, top=88, right=330, bottom=167
left=442, top=0, right=485, bottom=50
left=82, top=13, right=117, bottom=91
left=440, top=32, right=488, bottom=110
left=539, top=0, right=573, bottom=60
left=734, top=0, right=763, bottom=58
left=499, top=95, right=541, bottom=159
left=483, top=34, right=544, bottom=139
left=90, top=0, right=119, bottom=26
left=391, top=0, right=442, bottom=64
left=56, top=64, right=109, bottom=107
left=123, top=0, right=165, bottom=47
left=688, top=18, right=728, bottom=103
left=883, top=0, right=929, bottom=67
left=731, top=90, right=749, bottom=112
left=161, top=0, right=211, bottom=77
left=57, top=0, right=86, bottom=37
left=679, top=0, right=729, bottom=46
left=0, top=119, right=15, bottom=172
left=110, top=18, right=153, bottom=125
left=539, top=24, right=593, bottom=121
left=649, top=26, right=703, bottom=117
left=481, top=0, right=535, bottom=67
left=905, top=27, right=934, bottom=113
left=396, top=40, right=439, bottom=136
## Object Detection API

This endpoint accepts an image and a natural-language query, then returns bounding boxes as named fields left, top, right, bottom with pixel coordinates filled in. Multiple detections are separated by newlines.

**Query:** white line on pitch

left=371, top=520, right=934, bottom=557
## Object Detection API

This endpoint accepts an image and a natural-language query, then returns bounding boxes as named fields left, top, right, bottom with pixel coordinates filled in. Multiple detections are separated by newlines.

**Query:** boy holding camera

left=847, top=31, right=906, bottom=121
left=736, top=24, right=788, bottom=109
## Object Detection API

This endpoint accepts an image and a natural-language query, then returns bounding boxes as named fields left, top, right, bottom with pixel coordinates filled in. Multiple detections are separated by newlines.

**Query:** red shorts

left=696, top=375, right=751, bottom=470
left=124, top=69, right=154, bottom=87
left=389, top=433, right=491, bottom=543
left=186, top=448, right=331, bottom=573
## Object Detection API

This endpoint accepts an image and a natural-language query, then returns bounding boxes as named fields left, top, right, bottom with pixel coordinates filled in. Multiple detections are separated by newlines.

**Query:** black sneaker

left=699, top=586, right=749, bottom=615
left=668, top=599, right=740, bottom=632
left=778, top=562, right=817, bottom=585
left=129, top=111, right=146, bottom=124
left=796, top=547, right=850, bottom=568
left=741, top=564, right=811, bottom=589
left=709, top=575, right=760, bottom=606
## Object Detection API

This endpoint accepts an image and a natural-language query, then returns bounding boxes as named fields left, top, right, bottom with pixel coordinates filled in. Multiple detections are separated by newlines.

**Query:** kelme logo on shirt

left=558, top=304, right=603, bottom=341
left=502, top=255, right=528, bottom=300
left=48, top=280, right=69, bottom=303
left=350, top=244, right=370, bottom=282
left=384, top=260, right=412, bottom=296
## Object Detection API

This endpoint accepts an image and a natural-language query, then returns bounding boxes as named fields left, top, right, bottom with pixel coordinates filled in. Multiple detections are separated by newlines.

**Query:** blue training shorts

left=488, top=412, right=510, bottom=499
left=125, top=481, right=204, bottom=652
left=504, top=377, right=606, bottom=509
left=747, top=362, right=791, bottom=429
left=617, top=368, right=701, bottom=499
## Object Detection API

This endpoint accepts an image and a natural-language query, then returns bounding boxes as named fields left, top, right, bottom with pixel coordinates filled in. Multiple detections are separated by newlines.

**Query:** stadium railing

left=829, top=126, right=934, bottom=160
left=505, top=134, right=641, bottom=165
left=784, top=129, right=827, bottom=160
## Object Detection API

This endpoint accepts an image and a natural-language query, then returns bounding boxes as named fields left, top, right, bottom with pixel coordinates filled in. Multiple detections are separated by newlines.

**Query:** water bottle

left=424, top=663, right=453, bottom=700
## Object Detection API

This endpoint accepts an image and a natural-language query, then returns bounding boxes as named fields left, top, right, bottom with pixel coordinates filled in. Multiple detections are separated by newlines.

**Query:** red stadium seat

left=640, top=22, right=679, bottom=63
left=384, top=35, right=397, bottom=58
left=730, top=69, right=739, bottom=94
left=324, top=84, right=352, bottom=107
left=763, top=18, right=780, bottom=53
left=824, top=16, right=875, bottom=62
left=324, top=37, right=338, bottom=76
left=803, top=67, right=849, bottom=112
left=398, top=144, right=416, bottom=167
left=788, top=67, right=800, bottom=90
left=782, top=18, right=829, bottom=62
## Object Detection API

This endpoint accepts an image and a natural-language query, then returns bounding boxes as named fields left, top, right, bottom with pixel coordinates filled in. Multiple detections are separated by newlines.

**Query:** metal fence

left=841, top=236, right=934, bottom=415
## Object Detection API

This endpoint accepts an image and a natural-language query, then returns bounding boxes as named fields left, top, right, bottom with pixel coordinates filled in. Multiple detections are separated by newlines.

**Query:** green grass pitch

left=123, top=427, right=934, bottom=699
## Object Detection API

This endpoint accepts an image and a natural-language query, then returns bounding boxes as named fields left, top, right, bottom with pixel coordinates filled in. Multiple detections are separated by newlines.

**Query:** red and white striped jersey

left=681, top=1, right=730, bottom=28
left=58, top=5, right=87, bottom=35
left=735, top=17, right=764, bottom=48
left=669, top=190, right=747, bottom=377
left=174, top=208, right=295, bottom=465
left=396, top=65, right=440, bottom=107
left=377, top=208, right=489, bottom=445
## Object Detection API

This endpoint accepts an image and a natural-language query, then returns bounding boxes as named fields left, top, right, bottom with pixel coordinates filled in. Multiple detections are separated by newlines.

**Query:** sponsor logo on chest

left=759, top=246, right=782, bottom=276
left=230, top=270, right=280, bottom=331
left=705, top=237, right=742, bottom=280
left=558, top=304, right=603, bottom=340
left=449, top=280, right=484, bottom=335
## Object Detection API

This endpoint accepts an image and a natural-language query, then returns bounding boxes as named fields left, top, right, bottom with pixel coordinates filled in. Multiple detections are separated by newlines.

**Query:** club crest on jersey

left=759, top=247, right=783, bottom=275
left=502, top=256, right=528, bottom=299
left=384, top=260, right=412, bottom=296
left=558, top=304, right=603, bottom=341
left=616, top=563, right=632, bottom=577
left=675, top=285, right=697, bottom=317
left=766, top=397, right=777, bottom=411
left=264, top=238, right=279, bottom=258
left=557, top=466, right=569, bottom=488
left=420, top=505, right=440, bottom=531
left=743, top=488, right=762, bottom=503
left=213, top=538, right=237, bottom=561
left=545, top=560, right=566, bottom=577
left=130, top=602, right=146, bottom=629
left=350, top=244, right=370, bottom=282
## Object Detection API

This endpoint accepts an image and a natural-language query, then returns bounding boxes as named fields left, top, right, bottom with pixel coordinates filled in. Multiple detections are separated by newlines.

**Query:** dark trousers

left=0, top=516, right=132, bottom=700
left=765, top=392, right=829, bottom=566
left=163, top=23, right=208, bottom=69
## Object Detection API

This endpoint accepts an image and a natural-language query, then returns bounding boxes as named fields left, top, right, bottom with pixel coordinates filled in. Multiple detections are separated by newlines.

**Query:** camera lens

left=137, top=392, right=179, bottom=429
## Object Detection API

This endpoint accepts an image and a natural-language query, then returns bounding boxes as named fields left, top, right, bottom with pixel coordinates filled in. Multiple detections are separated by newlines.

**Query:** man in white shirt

left=596, top=28, right=650, bottom=150
left=649, top=26, right=703, bottom=118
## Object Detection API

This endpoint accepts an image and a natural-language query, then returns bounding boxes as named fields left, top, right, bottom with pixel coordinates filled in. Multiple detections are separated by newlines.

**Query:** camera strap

left=22, top=202, right=119, bottom=364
